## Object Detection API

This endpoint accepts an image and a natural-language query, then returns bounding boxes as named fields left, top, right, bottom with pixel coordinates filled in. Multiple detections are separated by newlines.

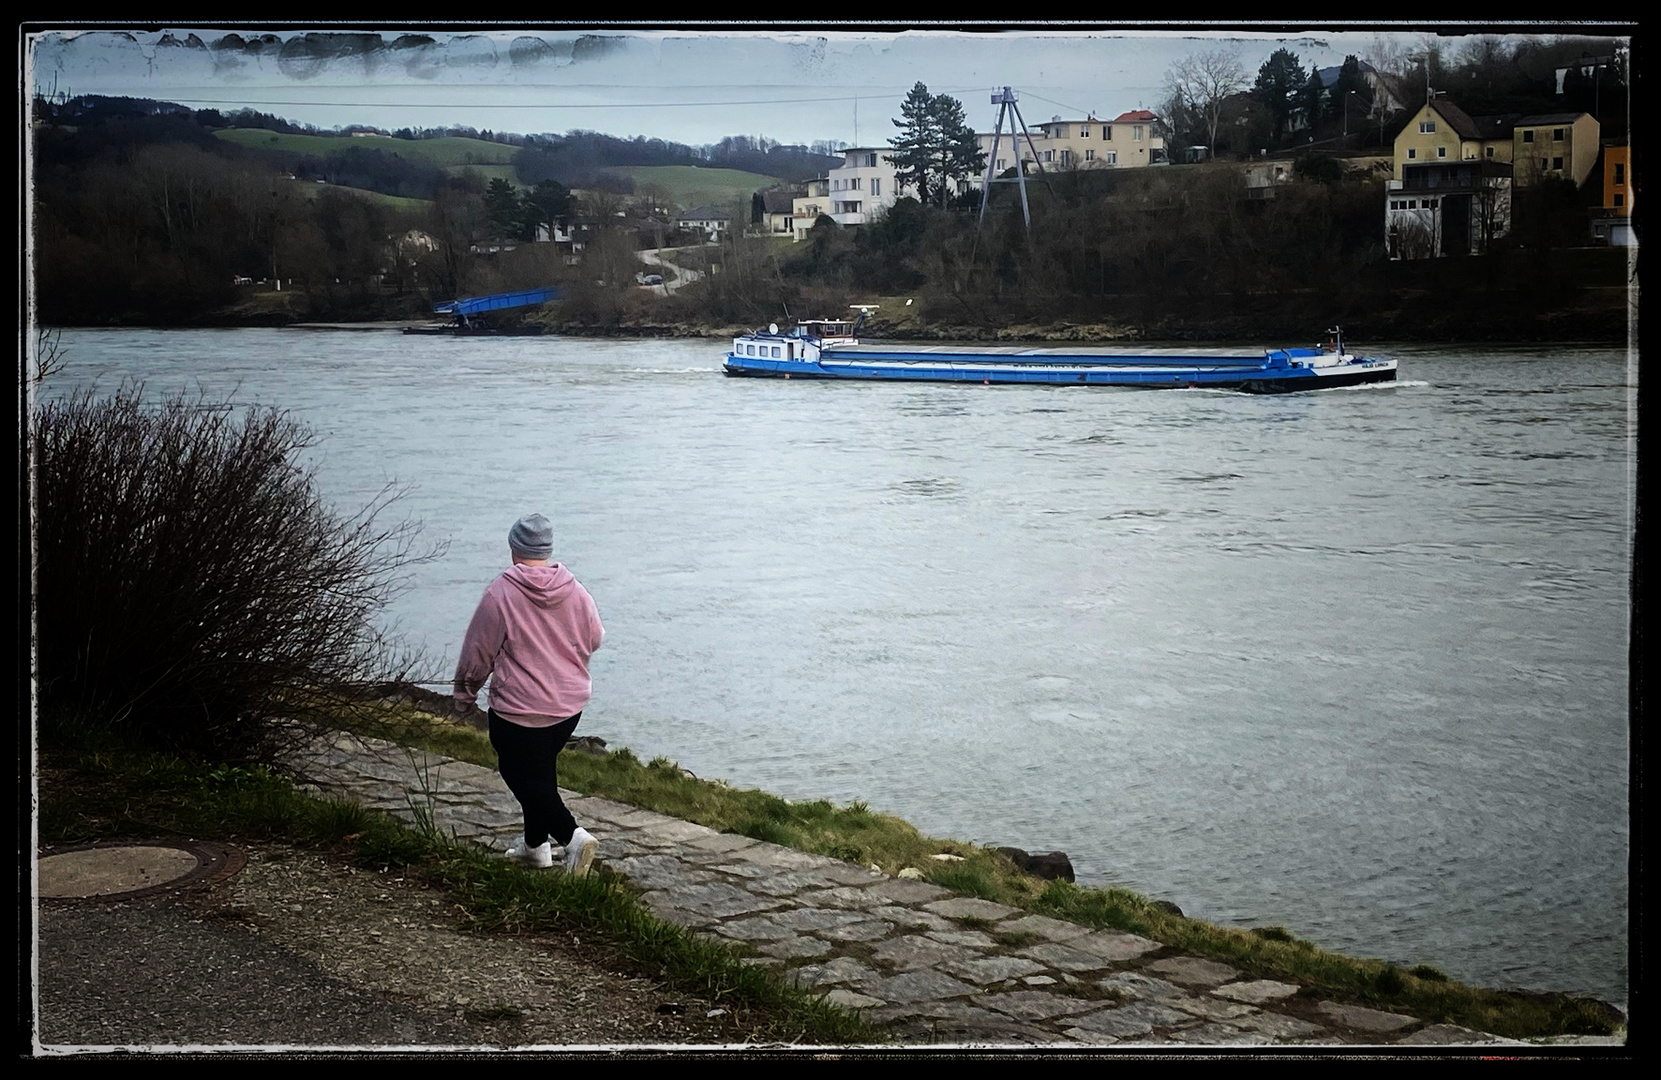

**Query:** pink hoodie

left=453, top=564, right=604, bottom=726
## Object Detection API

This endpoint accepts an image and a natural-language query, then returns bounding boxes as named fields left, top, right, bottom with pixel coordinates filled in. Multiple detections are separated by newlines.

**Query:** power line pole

left=975, top=86, right=1051, bottom=237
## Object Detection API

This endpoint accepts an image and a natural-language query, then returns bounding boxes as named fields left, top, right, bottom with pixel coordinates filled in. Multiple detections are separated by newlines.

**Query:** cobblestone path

left=285, top=731, right=1549, bottom=1048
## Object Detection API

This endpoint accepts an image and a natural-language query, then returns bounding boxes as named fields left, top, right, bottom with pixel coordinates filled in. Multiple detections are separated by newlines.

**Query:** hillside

left=215, top=129, right=517, bottom=167
left=603, top=164, right=790, bottom=206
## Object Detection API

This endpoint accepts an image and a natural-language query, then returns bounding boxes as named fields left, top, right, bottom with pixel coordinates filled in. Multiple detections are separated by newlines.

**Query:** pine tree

left=887, top=83, right=986, bottom=208
left=1254, top=48, right=1305, bottom=145
left=888, top=82, right=941, bottom=203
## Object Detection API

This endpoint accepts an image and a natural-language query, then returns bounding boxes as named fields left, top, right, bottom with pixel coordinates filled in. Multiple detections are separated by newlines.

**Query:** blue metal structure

left=432, top=286, right=561, bottom=317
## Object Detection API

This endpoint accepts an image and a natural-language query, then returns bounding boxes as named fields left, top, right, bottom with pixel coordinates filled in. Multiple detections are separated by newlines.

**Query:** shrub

left=32, top=385, right=436, bottom=762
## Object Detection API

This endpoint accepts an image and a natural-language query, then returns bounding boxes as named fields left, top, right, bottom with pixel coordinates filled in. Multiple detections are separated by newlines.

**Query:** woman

left=454, top=513, right=605, bottom=875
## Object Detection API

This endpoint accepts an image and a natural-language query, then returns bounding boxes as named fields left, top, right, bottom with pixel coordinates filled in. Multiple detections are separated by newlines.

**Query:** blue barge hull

left=723, top=344, right=1397, bottom=394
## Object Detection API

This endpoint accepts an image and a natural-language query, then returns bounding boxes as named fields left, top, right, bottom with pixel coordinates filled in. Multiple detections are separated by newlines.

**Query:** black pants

left=488, top=709, right=581, bottom=848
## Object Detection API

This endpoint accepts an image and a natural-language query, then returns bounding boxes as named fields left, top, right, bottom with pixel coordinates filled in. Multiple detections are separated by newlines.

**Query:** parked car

left=636, top=273, right=664, bottom=286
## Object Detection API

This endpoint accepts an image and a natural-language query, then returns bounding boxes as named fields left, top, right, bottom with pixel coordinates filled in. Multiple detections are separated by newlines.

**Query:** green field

left=215, top=129, right=517, bottom=167
left=605, top=164, right=788, bottom=206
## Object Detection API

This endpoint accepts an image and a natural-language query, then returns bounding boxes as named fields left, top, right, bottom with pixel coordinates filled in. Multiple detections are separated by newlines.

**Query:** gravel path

left=35, top=844, right=745, bottom=1051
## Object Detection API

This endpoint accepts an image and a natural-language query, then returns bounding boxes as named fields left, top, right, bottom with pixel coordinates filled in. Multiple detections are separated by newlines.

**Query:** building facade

left=824, top=147, right=900, bottom=226
left=792, top=178, right=831, bottom=240
left=1393, top=99, right=1599, bottom=188
left=972, top=110, right=1168, bottom=184
left=1385, top=160, right=1513, bottom=259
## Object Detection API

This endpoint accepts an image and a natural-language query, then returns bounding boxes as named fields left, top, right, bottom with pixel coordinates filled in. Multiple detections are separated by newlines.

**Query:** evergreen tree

left=887, top=83, right=985, bottom=208
left=1254, top=48, right=1305, bottom=145
left=889, top=82, right=942, bottom=203
left=1301, top=65, right=1327, bottom=132
left=519, top=178, right=571, bottom=240
left=483, top=177, right=522, bottom=240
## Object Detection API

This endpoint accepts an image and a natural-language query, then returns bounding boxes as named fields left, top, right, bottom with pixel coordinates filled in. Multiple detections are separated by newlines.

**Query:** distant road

left=638, top=248, right=703, bottom=295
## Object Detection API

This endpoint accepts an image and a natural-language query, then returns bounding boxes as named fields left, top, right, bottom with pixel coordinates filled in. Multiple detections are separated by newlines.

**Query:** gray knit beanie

left=508, top=513, right=554, bottom=559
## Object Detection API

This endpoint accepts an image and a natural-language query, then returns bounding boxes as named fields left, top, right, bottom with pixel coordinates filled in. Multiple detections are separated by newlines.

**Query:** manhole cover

left=37, top=840, right=245, bottom=902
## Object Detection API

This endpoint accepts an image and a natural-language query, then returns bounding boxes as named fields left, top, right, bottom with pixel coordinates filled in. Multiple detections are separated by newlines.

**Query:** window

left=866, top=153, right=877, bottom=167
left=1133, top=125, right=1144, bottom=140
left=1486, top=146, right=1495, bottom=158
left=1552, top=157, right=1563, bottom=171
left=1044, top=150, right=1054, bottom=162
left=1080, top=126, right=1089, bottom=137
left=1060, top=149, right=1071, bottom=166
left=1085, top=148, right=1095, bottom=161
left=1615, top=194, right=1625, bottom=206
left=851, top=177, right=861, bottom=191
left=1408, top=199, right=1417, bottom=209
left=1104, top=150, right=1117, bottom=165
left=871, top=178, right=880, bottom=196
left=1103, top=126, right=1112, bottom=140
left=998, top=158, right=1007, bottom=170
left=1407, top=148, right=1417, bottom=160
left=1553, top=128, right=1564, bottom=140
left=1438, top=146, right=1447, bottom=158
left=1615, top=163, right=1625, bottom=185
left=1420, top=120, right=1436, bottom=133
left=1523, top=130, right=1534, bottom=143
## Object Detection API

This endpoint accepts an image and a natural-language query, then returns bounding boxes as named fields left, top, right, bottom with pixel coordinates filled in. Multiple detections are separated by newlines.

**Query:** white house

left=676, top=205, right=734, bottom=241
left=825, top=147, right=900, bottom=226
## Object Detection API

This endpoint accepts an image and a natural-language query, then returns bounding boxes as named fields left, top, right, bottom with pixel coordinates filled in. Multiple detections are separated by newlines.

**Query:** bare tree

left=1164, top=49, right=1250, bottom=159
left=32, top=328, right=66, bottom=383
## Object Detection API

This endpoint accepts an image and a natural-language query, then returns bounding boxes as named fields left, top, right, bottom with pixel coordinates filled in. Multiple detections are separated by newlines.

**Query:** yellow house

left=1393, top=98, right=1503, bottom=176
left=975, top=110, right=1167, bottom=181
left=1394, top=98, right=1599, bottom=187
left=1509, top=113, right=1601, bottom=188
left=791, top=178, right=830, bottom=241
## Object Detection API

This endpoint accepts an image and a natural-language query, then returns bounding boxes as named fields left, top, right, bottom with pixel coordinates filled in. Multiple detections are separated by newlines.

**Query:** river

left=40, top=327, right=1632, bottom=1009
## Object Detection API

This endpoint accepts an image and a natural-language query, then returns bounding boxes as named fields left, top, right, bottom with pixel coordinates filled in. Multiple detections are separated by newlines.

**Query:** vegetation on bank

left=30, top=87, right=1629, bottom=340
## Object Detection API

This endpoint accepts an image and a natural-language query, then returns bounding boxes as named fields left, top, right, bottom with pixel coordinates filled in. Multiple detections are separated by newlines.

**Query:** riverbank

left=329, top=699, right=1632, bottom=1043
left=46, top=261, right=1633, bottom=345
left=32, top=711, right=1627, bottom=1050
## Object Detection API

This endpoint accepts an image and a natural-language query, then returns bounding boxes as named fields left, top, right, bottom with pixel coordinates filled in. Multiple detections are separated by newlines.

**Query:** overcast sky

left=25, top=25, right=1629, bottom=149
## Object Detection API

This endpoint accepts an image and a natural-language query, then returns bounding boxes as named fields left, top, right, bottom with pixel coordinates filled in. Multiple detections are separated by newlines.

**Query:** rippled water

left=44, top=328, right=1632, bottom=1007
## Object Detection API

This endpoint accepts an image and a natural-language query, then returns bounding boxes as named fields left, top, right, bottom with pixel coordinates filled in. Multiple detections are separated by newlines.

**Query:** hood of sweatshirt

left=502, top=563, right=577, bottom=608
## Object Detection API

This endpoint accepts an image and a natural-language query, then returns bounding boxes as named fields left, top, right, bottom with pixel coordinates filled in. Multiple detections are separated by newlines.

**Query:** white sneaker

left=563, top=828, right=598, bottom=878
left=505, top=837, right=553, bottom=869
